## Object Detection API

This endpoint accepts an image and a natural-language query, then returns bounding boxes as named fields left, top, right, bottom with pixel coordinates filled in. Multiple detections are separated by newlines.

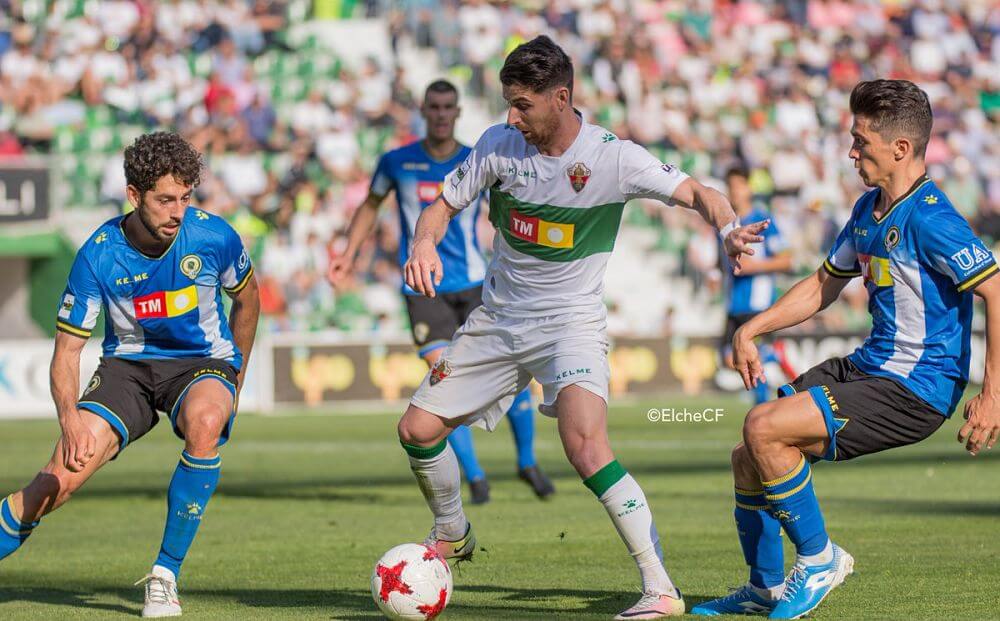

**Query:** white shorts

left=409, top=306, right=610, bottom=430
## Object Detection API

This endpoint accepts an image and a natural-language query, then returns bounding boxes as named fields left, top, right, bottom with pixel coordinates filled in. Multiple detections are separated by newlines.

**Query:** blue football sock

left=753, top=344, right=778, bottom=404
left=762, top=455, right=829, bottom=557
left=734, top=487, right=785, bottom=588
left=506, top=388, right=536, bottom=470
left=0, top=494, right=39, bottom=561
left=154, top=452, right=221, bottom=578
left=447, top=426, right=486, bottom=482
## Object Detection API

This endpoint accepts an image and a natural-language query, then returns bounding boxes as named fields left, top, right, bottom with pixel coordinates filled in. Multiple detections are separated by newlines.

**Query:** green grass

left=0, top=395, right=998, bottom=620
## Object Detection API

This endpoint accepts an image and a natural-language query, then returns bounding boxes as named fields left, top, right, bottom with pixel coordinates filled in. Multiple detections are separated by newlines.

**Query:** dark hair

left=424, top=79, right=459, bottom=100
left=500, top=35, right=573, bottom=97
left=849, top=79, right=933, bottom=158
left=726, top=165, right=749, bottom=181
left=123, top=131, right=203, bottom=196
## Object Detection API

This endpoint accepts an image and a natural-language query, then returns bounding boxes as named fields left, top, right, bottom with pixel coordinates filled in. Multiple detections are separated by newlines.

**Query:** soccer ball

left=371, top=543, right=452, bottom=620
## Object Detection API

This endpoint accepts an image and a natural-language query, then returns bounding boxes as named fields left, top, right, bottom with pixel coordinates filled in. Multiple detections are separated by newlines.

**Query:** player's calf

left=399, top=405, right=470, bottom=548
left=555, top=386, right=681, bottom=606
left=149, top=380, right=231, bottom=585
left=1, top=411, right=119, bottom=562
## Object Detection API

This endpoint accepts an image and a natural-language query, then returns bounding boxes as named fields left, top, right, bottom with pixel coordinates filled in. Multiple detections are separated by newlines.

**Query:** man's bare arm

left=404, top=196, right=461, bottom=297
left=227, top=275, right=260, bottom=393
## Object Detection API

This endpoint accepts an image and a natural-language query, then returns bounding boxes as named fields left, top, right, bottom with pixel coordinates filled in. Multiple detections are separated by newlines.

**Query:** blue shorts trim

left=778, top=383, right=796, bottom=398
left=805, top=385, right=846, bottom=461
left=78, top=400, right=129, bottom=451
left=168, top=374, right=238, bottom=447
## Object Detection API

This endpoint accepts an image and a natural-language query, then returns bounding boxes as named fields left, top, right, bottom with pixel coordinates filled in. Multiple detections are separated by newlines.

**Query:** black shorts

left=721, top=313, right=758, bottom=352
left=78, top=357, right=238, bottom=452
left=404, top=285, right=483, bottom=357
left=778, top=357, right=945, bottom=462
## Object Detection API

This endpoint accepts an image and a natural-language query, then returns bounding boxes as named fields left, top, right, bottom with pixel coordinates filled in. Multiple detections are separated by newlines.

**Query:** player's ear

left=125, top=185, right=142, bottom=211
left=893, top=137, right=911, bottom=161
left=554, top=86, right=570, bottom=111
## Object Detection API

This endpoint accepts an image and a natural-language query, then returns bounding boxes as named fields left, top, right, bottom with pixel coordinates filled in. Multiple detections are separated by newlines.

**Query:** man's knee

left=397, top=405, right=448, bottom=447
left=181, top=400, right=229, bottom=452
left=743, top=402, right=779, bottom=451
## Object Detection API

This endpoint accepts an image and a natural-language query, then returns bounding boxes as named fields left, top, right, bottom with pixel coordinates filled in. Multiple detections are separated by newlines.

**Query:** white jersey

left=442, top=120, right=688, bottom=318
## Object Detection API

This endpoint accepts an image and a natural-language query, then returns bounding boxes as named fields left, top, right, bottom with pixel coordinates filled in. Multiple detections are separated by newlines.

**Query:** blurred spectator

left=0, top=0, right=996, bottom=338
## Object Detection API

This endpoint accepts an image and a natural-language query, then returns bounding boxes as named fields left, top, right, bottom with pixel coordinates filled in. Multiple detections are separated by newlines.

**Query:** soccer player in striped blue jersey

left=694, top=80, right=1000, bottom=619
left=327, top=80, right=553, bottom=504
left=720, top=166, right=795, bottom=405
left=0, top=133, right=260, bottom=618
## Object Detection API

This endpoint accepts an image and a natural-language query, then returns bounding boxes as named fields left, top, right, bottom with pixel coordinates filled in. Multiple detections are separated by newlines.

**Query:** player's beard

left=137, top=203, right=181, bottom=241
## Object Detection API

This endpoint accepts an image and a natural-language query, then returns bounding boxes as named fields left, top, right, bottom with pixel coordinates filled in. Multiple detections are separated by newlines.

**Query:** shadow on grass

left=458, top=584, right=720, bottom=618
left=830, top=496, right=1000, bottom=517
left=0, top=586, right=137, bottom=616
left=0, top=585, right=378, bottom=618
left=2, top=583, right=701, bottom=619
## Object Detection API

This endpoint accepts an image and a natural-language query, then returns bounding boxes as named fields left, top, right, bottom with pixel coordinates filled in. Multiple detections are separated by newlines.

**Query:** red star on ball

left=417, top=588, right=448, bottom=620
left=422, top=545, right=450, bottom=573
left=376, top=560, right=412, bottom=603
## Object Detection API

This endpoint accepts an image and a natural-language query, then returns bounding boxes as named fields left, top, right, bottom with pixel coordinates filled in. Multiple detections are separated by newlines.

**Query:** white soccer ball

left=371, top=543, right=453, bottom=620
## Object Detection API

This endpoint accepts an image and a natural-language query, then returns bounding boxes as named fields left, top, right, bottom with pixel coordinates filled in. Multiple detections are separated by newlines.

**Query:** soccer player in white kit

left=397, top=36, right=767, bottom=619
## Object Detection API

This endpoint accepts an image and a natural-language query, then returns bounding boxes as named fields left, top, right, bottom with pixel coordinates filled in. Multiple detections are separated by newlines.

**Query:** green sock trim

left=401, top=439, right=448, bottom=460
left=583, top=460, right=627, bottom=497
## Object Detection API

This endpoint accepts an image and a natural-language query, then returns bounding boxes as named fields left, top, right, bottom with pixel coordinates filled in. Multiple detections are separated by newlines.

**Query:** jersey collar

left=118, top=207, right=187, bottom=260
left=871, top=174, right=931, bottom=224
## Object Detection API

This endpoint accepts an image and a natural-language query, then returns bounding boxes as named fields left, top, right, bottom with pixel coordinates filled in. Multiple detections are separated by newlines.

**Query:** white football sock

left=408, top=443, right=468, bottom=542
left=797, top=538, right=833, bottom=566
left=599, top=474, right=677, bottom=596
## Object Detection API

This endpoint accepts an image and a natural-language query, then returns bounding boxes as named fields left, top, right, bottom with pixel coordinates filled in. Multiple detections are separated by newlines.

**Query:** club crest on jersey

left=58, top=293, right=75, bottom=319
left=567, top=162, right=591, bottom=193
left=884, top=226, right=900, bottom=252
left=429, top=359, right=452, bottom=386
left=180, top=254, right=203, bottom=279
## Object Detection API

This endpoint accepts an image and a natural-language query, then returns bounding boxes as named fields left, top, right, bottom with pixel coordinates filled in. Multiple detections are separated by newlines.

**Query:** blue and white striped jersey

left=370, top=141, right=486, bottom=295
left=56, top=207, right=254, bottom=370
left=823, top=176, right=997, bottom=415
left=727, top=206, right=788, bottom=315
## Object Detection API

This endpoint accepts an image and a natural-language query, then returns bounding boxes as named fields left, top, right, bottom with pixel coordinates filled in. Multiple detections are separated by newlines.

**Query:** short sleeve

left=219, top=224, right=255, bottom=295
left=822, top=216, right=861, bottom=278
left=617, top=141, right=689, bottom=202
left=442, top=130, right=499, bottom=211
left=57, top=251, right=102, bottom=338
left=917, top=211, right=998, bottom=292
left=369, top=152, right=394, bottom=198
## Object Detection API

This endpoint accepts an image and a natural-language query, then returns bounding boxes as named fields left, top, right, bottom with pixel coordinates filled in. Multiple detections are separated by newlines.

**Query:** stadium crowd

left=0, top=0, right=997, bottom=337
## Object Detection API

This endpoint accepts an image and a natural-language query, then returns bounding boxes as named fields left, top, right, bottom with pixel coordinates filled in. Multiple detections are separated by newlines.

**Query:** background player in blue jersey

left=720, top=166, right=795, bottom=405
left=0, top=133, right=260, bottom=618
left=327, top=80, right=554, bottom=504
left=694, top=80, right=1000, bottom=619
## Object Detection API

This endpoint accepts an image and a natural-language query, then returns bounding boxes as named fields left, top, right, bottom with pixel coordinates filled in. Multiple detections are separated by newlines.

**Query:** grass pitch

left=1, top=394, right=998, bottom=620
